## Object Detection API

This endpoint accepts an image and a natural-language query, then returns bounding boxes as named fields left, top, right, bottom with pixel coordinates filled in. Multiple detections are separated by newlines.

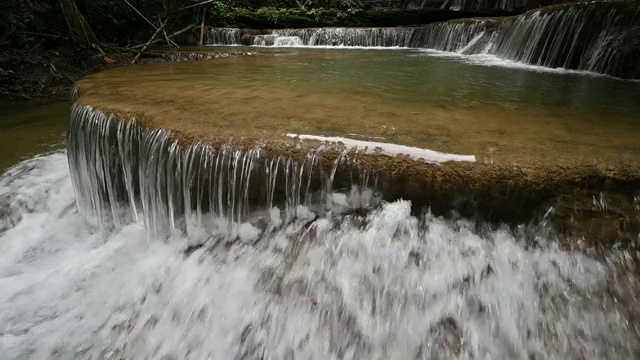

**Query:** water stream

left=2, top=152, right=639, bottom=359
left=1, top=30, right=640, bottom=359
left=208, top=1, right=640, bottom=79
left=0, top=102, right=68, bottom=173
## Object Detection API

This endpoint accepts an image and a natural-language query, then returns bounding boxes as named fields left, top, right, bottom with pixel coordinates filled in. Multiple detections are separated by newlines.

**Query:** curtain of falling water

left=206, top=1, right=640, bottom=79
left=67, top=104, right=377, bottom=238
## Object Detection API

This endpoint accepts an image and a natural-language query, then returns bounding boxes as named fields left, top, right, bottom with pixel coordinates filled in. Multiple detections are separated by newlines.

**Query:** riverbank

left=0, top=47, right=121, bottom=101
left=0, top=46, right=223, bottom=102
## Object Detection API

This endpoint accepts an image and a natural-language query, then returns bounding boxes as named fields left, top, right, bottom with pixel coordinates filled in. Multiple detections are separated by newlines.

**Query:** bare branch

left=181, top=0, right=217, bottom=11
left=127, top=24, right=196, bottom=50
left=16, top=31, right=62, bottom=39
left=123, top=0, right=179, bottom=47
left=133, top=20, right=168, bottom=64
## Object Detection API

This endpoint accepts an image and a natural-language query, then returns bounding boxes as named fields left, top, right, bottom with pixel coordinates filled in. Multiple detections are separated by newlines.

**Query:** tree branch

left=127, top=24, right=195, bottom=50
left=16, top=31, right=61, bottom=38
left=180, top=0, right=217, bottom=11
left=133, top=20, right=168, bottom=64
left=123, top=0, right=179, bottom=47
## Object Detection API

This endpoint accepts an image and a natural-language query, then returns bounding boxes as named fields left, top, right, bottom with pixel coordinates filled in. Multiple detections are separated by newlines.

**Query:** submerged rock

left=416, top=317, right=464, bottom=359
left=0, top=194, right=20, bottom=234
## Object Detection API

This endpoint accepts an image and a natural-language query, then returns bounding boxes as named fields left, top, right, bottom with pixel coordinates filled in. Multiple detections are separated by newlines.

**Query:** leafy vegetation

left=207, top=0, right=410, bottom=26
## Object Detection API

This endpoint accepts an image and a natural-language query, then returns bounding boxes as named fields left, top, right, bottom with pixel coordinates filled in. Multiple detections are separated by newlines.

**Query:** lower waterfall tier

left=3, top=152, right=640, bottom=359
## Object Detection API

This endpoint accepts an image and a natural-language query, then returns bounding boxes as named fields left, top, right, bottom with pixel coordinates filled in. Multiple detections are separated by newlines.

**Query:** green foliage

left=208, top=0, right=379, bottom=26
left=210, top=1, right=238, bottom=25
left=254, top=7, right=297, bottom=23
left=322, top=0, right=365, bottom=10
left=305, top=7, right=325, bottom=22
left=0, top=49, right=46, bottom=100
left=1, top=0, right=65, bottom=49
left=209, top=0, right=371, bottom=12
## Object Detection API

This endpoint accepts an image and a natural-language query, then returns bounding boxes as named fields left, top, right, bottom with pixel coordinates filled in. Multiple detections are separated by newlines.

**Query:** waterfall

left=408, top=19, right=491, bottom=52
left=67, top=100, right=479, bottom=237
left=4, top=151, right=640, bottom=359
left=484, top=2, right=640, bottom=76
left=207, top=1, right=640, bottom=78
left=207, top=28, right=414, bottom=47
left=67, top=103, right=389, bottom=236
left=270, top=28, right=414, bottom=47
left=206, top=27, right=241, bottom=45
left=42, top=50, right=639, bottom=359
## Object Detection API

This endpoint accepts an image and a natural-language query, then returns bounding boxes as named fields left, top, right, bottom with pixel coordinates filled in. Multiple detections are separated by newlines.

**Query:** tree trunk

left=60, top=0, right=98, bottom=47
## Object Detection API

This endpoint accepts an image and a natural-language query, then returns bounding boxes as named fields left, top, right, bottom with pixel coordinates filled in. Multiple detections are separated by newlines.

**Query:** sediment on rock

left=140, top=50, right=257, bottom=63
left=67, top=99, right=640, bottom=244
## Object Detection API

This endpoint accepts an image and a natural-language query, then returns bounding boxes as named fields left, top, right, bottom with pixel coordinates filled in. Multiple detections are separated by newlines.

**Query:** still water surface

left=0, top=102, right=68, bottom=173
left=77, top=47, right=640, bottom=166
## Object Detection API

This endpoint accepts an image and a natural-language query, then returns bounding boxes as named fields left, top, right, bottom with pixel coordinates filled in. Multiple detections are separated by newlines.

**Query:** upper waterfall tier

left=207, top=1, right=640, bottom=79
left=66, top=50, right=640, bottom=239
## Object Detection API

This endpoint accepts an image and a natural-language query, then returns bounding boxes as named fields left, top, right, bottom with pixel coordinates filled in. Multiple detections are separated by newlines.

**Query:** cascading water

left=207, top=27, right=410, bottom=47
left=481, top=1, right=640, bottom=76
left=207, top=1, right=640, bottom=78
left=408, top=20, right=491, bottom=52
left=24, top=76, right=632, bottom=358
left=269, top=28, right=414, bottom=47
left=67, top=103, right=382, bottom=238
left=207, top=27, right=242, bottom=45
left=211, top=28, right=415, bottom=47
left=2, top=149, right=640, bottom=358
left=2, top=7, right=640, bottom=356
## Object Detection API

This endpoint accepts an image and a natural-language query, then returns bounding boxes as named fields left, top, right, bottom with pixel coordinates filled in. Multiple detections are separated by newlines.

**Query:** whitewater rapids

left=1, top=152, right=639, bottom=359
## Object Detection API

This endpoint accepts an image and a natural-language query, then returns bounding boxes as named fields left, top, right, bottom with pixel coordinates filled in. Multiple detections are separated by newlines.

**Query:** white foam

left=287, top=133, right=476, bottom=164
left=206, top=44, right=636, bottom=82
left=418, top=49, right=640, bottom=82
left=1, top=153, right=638, bottom=359
left=273, top=36, right=304, bottom=47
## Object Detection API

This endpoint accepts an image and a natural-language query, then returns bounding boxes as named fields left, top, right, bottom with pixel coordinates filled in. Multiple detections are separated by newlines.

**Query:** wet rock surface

left=68, top=48, right=640, bottom=245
